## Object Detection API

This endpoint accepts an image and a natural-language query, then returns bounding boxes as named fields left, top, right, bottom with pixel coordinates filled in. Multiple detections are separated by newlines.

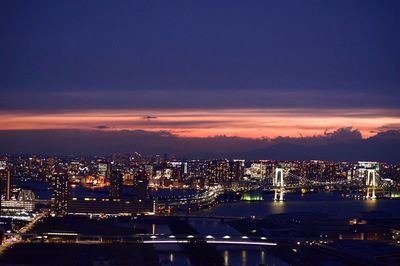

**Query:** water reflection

left=260, top=250, right=265, bottom=265
left=158, top=252, right=191, bottom=266
left=365, top=195, right=377, bottom=211
left=219, top=248, right=287, bottom=266
left=133, top=223, right=171, bottom=236
left=223, top=250, right=229, bottom=266
left=161, top=248, right=286, bottom=266
left=271, top=199, right=285, bottom=214
left=196, top=191, right=400, bottom=218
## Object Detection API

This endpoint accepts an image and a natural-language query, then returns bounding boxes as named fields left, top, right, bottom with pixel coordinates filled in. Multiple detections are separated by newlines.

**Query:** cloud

left=93, top=125, right=110, bottom=129
left=0, top=127, right=398, bottom=162
left=1, top=89, right=399, bottom=111
left=377, top=123, right=400, bottom=132
left=369, top=130, right=400, bottom=141
left=142, top=115, right=158, bottom=121
left=237, top=128, right=399, bottom=162
left=1, top=108, right=399, bottom=139
left=272, top=127, right=362, bottom=146
left=324, top=127, right=362, bottom=142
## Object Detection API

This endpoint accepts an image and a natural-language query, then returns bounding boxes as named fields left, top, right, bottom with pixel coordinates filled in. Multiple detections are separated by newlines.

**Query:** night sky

left=1, top=0, right=400, bottom=158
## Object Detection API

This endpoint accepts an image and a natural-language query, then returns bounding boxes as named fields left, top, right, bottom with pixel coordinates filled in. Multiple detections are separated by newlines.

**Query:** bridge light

left=223, top=235, right=231, bottom=239
left=241, top=236, right=248, bottom=239
left=260, top=237, right=267, bottom=240
left=169, top=235, right=175, bottom=238
left=150, top=235, right=157, bottom=239
left=205, top=235, right=214, bottom=239
left=187, top=235, right=194, bottom=238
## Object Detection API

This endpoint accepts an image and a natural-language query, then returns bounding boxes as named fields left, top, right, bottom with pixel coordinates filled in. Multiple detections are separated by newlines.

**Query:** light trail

left=143, top=240, right=190, bottom=244
left=206, top=240, right=277, bottom=246
left=142, top=239, right=277, bottom=246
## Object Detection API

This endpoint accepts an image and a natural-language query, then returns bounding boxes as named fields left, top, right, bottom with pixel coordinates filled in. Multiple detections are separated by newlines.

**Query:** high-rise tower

left=110, top=169, right=123, bottom=199
left=51, top=171, right=69, bottom=216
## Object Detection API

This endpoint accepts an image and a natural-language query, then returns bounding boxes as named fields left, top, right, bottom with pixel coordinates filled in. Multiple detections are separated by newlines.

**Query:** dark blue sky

left=1, top=0, right=399, bottom=103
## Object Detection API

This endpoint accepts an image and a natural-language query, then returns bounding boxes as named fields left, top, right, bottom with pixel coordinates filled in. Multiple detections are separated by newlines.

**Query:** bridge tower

left=365, top=169, right=377, bottom=199
left=273, top=167, right=284, bottom=201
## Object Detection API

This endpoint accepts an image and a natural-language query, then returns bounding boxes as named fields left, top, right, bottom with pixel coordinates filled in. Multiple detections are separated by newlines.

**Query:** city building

left=51, top=171, right=69, bottom=216
left=0, top=169, right=11, bottom=201
left=133, top=172, right=149, bottom=200
left=67, top=197, right=156, bottom=216
left=97, top=161, right=110, bottom=179
left=110, top=169, right=123, bottom=199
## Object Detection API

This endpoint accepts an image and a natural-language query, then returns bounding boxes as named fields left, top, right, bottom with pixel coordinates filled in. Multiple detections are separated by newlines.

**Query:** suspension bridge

left=269, top=167, right=391, bottom=201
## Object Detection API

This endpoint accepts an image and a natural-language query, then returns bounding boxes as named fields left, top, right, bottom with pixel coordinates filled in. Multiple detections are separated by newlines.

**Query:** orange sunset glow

left=1, top=108, right=399, bottom=138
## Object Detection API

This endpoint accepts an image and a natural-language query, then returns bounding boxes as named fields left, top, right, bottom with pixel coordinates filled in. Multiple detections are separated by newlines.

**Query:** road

left=0, top=212, right=46, bottom=256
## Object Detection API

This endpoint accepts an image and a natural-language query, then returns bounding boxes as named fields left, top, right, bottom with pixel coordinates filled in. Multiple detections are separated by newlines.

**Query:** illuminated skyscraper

left=0, top=159, right=6, bottom=171
left=110, top=169, right=123, bottom=199
left=51, top=171, right=69, bottom=216
left=0, top=169, right=11, bottom=201
left=0, top=158, right=12, bottom=216
left=97, top=161, right=111, bottom=179
left=230, top=160, right=245, bottom=181
left=0, top=169, right=11, bottom=215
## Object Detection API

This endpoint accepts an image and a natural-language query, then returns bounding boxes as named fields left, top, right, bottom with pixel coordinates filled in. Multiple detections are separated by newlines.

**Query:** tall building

left=229, top=160, right=245, bottom=181
left=110, top=169, right=123, bottom=199
left=97, top=161, right=111, bottom=179
left=0, top=169, right=11, bottom=201
left=206, top=160, right=229, bottom=184
left=0, top=157, right=12, bottom=215
left=51, top=171, right=69, bottom=216
left=0, top=159, right=6, bottom=170
left=133, top=172, right=148, bottom=200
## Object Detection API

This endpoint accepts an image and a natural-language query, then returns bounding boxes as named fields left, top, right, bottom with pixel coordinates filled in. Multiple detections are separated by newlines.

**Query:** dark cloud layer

left=0, top=128, right=399, bottom=162
left=1, top=90, right=399, bottom=111
left=93, top=125, right=110, bottom=129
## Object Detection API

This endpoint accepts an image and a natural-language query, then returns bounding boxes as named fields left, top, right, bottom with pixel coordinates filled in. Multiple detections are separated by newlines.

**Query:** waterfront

left=157, top=246, right=286, bottom=266
left=8, top=182, right=400, bottom=265
left=3, top=188, right=400, bottom=265
left=16, top=181, right=400, bottom=219
left=195, top=191, right=400, bottom=218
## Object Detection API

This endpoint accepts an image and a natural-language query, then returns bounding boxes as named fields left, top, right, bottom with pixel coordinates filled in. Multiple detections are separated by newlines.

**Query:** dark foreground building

left=51, top=171, right=69, bottom=216
left=67, top=197, right=155, bottom=216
